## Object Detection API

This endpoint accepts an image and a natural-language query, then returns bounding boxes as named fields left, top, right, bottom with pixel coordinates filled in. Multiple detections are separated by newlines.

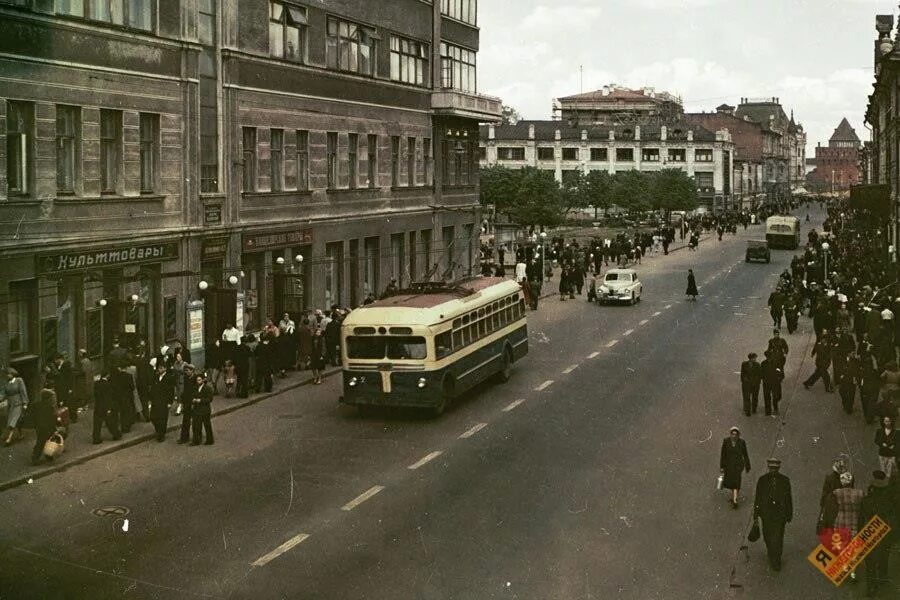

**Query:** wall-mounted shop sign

left=37, top=243, right=179, bottom=275
left=242, top=228, right=313, bottom=252
left=201, top=237, right=229, bottom=260
left=204, top=204, right=222, bottom=225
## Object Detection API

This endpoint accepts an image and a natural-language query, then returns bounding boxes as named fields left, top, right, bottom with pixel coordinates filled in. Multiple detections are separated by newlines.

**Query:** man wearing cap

left=768, top=289, right=784, bottom=329
left=858, top=470, right=896, bottom=596
left=753, top=458, right=793, bottom=571
left=760, top=350, right=784, bottom=416
left=804, top=329, right=834, bottom=393
left=740, top=353, right=763, bottom=416
left=767, top=330, right=788, bottom=370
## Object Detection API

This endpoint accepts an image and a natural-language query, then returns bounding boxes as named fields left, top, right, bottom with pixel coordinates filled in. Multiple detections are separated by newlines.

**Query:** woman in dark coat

left=720, top=426, right=751, bottom=508
left=311, top=329, right=327, bottom=385
left=686, top=269, right=699, bottom=301
left=31, top=388, right=58, bottom=465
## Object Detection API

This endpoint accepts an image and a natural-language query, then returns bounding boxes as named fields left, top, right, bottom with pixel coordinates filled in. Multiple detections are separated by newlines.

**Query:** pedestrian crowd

left=720, top=196, right=899, bottom=594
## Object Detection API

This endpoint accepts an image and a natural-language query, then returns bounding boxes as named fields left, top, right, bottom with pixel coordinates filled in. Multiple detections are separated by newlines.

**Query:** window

left=695, top=172, right=714, bottom=190
left=440, top=42, right=476, bottom=93
left=497, top=147, right=525, bottom=161
left=74, top=0, right=153, bottom=30
left=590, top=148, right=607, bottom=161
left=56, top=0, right=84, bottom=17
left=269, top=1, right=307, bottom=62
left=440, top=0, right=477, bottom=25
left=326, top=132, right=337, bottom=189
left=615, top=148, right=633, bottom=162
left=562, top=147, right=578, bottom=161
left=242, top=127, right=257, bottom=192
left=7, top=280, right=35, bottom=355
left=99, top=109, right=121, bottom=193
left=695, top=149, right=713, bottom=162
left=642, top=148, right=660, bottom=162
left=537, top=147, right=554, bottom=161
left=326, top=16, right=378, bottom=76
left=293, top=130, right=308, bottom=191
left=346, top=336, right=427, bottom=360
left=270, top=129, right=283, bottom=191
left=139, top=113, right=158, bottom=193
left=407, top=137, right=416, bottom=186
left=56, top=105, right=79, bottom=194
left=6, top=101, right=33, bottom=196
left=435, top=331, right=452, bottom=358
left=367, top=133, right=377, bottom=188
left=198, top=0, right=215, bottom=45
left=348, top=133, right=358, bottom=189
left=423, top=138, right=432, bottom=185
left=390, top=35, right=429, bottom=87
left=668, top=148, right=686, bottom=162
left=199, top=47, right=218, bottom=192
left=391, top=136, right=400, bottom=186
left=479, top=145, right=486, bottom=160
left=86, top=308, right=102, bottom=358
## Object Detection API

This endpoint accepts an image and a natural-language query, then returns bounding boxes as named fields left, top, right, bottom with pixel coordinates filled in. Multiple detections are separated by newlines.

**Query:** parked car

left=745, top=239, right=771, bottom=263
left=592, top=268, right=643, bottom=305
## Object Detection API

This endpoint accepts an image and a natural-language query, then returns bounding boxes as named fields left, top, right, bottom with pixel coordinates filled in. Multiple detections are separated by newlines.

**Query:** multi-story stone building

left=479, top=120, right=735, bottom=212
left=807, top=118, right=862, bottom=192
left=553, top=85, right=684, bottom=126
left=733, top=97, right=803, bottom=203
left=0, top=0, right=500, bottom=385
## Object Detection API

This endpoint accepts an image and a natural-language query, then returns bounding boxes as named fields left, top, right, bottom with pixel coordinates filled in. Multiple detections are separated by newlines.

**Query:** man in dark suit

left=740, top=353, right=763, bottom=416
left=148, top=361, right=176, bottom=442
left=753, top=458, right=793, bottom=571
left=110, top=366, right=136, bottom=433
left=766, top=329, right=789, bottom=369
left=858, top=470, right=896, bottom=596
left=760, top=351, right=784, bottom=416
left=804, top=329, right=834, bottom=392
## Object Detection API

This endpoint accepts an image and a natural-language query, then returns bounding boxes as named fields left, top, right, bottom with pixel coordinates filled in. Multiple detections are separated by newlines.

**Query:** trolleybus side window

left=435, top=331, right=452, bottom=359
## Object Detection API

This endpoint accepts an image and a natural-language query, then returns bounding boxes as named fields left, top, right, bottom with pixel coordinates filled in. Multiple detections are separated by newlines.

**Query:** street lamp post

left=821, top=241, right=830, bottom=283
left=540, top=231, right=547, bottom=281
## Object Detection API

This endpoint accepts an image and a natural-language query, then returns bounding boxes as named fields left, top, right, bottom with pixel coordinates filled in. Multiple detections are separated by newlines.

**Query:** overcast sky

left=478, top=0, right=892, bottom=155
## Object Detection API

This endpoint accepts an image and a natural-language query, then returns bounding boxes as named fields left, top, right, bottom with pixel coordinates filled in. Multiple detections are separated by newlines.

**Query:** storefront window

left=7, top=280, right=35, bottom=355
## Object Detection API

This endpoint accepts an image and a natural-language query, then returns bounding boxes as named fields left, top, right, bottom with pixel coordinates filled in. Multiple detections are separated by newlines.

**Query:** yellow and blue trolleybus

left=339, top=277, right=528, bottom=416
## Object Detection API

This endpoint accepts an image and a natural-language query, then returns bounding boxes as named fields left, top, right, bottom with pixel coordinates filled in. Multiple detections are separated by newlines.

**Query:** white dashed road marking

left=606, top=340, right=618, bottom=348
left=653, top=311, right=661, bottom=317
left=588, top=351, right=601, bottom=358
left=665, top=304, right=672, bottom=309
left=623, top=329, right=634, bottom=337
left=408, top=451, right=443, bottom=470
left=502, top=399, right=525, bottom=412
left=734, top=312, right=748, bottom=316
left=563, top=364, right=578, bottom=374
left=639, top=319, right=648, bottom=326
left=458, top=423, right=487, bottom=439
left=535, top=380, right=554, bottom=391
left=251, top=533, right=311, bottom=567
left=341, top=485, right=385, bottom=511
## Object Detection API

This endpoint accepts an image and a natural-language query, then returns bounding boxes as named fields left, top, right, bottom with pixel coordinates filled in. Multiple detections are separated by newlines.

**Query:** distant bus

left=340, top=278, right=528, bottom=416
left=765, top=215, right=801, bottom=249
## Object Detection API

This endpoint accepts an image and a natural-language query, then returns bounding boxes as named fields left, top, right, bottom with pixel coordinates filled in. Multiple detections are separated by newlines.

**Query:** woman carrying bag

left=720, top=426, right=751, bottom=508
left=1, top=367, right=28, bottom=446
left=31, top=388, right=58, bottom=465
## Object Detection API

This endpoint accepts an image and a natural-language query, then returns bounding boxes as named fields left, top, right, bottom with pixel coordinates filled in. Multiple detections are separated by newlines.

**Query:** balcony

left=432, top=89, right=503, bottom=121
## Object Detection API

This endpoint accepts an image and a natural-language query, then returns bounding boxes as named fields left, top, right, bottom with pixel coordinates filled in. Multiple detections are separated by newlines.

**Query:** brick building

left=553, top=85, right=684, bottom=126
left=0, top=0, right=500, bottom=388
left=806, top=118, right=862, bottom=192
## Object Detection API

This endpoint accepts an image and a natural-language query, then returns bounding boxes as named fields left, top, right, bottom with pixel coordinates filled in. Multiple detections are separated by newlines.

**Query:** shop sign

left=38, top=243, right=179, bottom=275
left=201, top=237, right=229, bottom=260
left=204, top=204, right=222, bottom=225
left=242, top=228, right=313, bottom=252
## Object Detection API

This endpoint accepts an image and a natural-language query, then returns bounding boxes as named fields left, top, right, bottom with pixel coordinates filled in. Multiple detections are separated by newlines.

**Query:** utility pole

left=579, top=65, right=583, bottom=94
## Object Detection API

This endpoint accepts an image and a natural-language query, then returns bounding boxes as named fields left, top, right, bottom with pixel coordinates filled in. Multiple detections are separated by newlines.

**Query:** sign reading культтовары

left=807, top=515, right=891, bottom=586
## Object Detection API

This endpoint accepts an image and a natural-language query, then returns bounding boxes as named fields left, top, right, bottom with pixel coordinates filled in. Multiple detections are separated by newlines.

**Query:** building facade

left=0, top=0, right=500, bottom=385
left=553, top=85, right=683, bottom=126
left=479, top=120, right=736, bottom=212
left=806, top=118, right=862, bottom=192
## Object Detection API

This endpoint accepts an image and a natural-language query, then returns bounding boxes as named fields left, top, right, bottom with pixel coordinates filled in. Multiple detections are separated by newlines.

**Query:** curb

left=0, top=366, right=342, bottom=492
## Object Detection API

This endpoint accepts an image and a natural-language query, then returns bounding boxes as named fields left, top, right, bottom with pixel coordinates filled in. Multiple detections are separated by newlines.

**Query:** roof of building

left=480, top=120, right=720, bottom=143
left=734, top=102, right=789, bottom=133
left=830, top=118, right=860, bottom=143
left=557, top=86, right=682, bottom=105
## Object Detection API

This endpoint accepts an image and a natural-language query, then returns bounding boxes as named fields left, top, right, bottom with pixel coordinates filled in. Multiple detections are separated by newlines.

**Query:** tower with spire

left=807, top=117, right=861, bottom=192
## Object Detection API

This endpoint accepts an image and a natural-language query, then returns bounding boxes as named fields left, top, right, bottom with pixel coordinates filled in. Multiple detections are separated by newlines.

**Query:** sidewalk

left=0, top=365, right=341, bottom=492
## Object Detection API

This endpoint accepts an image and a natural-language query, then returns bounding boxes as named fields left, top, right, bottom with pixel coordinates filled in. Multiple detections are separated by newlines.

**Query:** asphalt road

left=1, top=206, right=894, bottom=600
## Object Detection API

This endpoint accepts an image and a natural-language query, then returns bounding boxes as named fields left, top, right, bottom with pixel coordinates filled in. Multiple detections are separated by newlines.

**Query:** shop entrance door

left=203, top=288, right=237, bottom=349
left=271, top=273, right=305, bottom=321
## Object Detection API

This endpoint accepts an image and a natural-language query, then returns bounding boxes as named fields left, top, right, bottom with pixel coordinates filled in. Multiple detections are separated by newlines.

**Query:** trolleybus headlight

left=417, top=377, right=427, bottom=388
left=349, top=377, right=358, bottom=387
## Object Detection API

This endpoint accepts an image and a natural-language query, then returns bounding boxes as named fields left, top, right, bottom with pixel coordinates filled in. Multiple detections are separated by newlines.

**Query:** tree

left=501, top=104, right=521, bottom=125
left=513, top=167, right=565, bottom=228
left=651, top=168, right=699, bottom=212
left=583, top=170, right=614, bottom=217
left=560, top=170, right=591, bottom=217
left=479, top=164, right=520, bottom=217
left=610, top=170, right=651, bottom=212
